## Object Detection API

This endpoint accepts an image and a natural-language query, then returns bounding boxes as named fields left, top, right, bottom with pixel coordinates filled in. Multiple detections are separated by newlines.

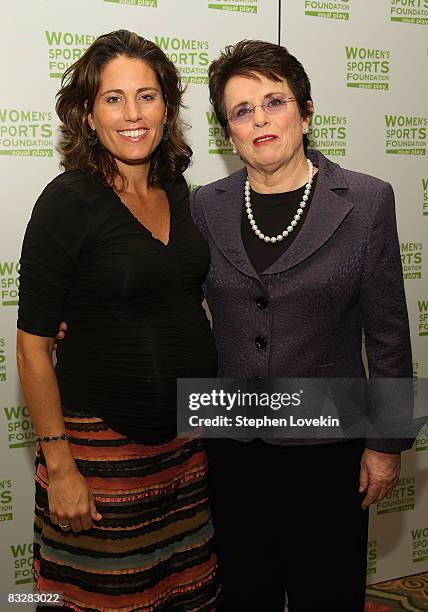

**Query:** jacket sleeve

left=189, top=186, right=204, bottom=229
left=189, top=186, right=210, bottom=300
left=359, top=181, right=416, bottom=452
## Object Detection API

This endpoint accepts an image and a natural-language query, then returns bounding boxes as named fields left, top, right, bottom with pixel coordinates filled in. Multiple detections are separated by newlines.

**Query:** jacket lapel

left=264, top=152, right=353, bottom=274
left=203, top=167, right=261, bottom=280
left=202, top=151, right=354, bottom=278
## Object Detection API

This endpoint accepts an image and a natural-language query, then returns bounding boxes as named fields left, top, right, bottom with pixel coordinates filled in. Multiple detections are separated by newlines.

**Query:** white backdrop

left=0, top=0, right=426, bottom=601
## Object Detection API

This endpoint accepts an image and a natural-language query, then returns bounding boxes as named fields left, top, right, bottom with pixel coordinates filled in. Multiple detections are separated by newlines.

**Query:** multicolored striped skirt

left=33, top=410, right=219, bottom=611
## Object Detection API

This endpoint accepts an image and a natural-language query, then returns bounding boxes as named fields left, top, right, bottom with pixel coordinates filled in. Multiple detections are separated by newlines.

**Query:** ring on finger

left=58, top=521, right=70, bottom=529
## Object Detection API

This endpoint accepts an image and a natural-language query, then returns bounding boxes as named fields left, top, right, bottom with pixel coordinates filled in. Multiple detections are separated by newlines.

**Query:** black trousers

left=206, top=439, right=369, bottom=612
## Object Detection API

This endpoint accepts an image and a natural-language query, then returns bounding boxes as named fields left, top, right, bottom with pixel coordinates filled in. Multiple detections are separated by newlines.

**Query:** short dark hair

left=208, top=39, right=313, bottom=147
left=56, top=30, right=192, bottom=188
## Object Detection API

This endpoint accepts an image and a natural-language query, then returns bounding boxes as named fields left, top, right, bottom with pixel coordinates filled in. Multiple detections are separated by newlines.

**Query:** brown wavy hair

left=56, top=30, right=192, bottom=188
left=208, top=39, right=313, bottom=150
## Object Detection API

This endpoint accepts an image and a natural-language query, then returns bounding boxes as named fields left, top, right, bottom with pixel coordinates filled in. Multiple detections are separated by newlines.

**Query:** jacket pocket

left=313, top=358, right=366, bottom=378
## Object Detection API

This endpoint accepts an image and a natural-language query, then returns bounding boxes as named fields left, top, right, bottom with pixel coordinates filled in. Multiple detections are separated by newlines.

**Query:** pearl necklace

left=244, top=158, right=314, bottom=244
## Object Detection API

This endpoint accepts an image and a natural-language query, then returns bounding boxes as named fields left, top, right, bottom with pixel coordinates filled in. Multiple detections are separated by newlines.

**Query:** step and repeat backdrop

left=0, top=0, right=426, bottom=599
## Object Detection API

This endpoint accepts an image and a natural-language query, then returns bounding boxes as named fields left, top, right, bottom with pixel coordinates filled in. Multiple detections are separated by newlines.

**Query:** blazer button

left=256, top=296, right=268, bottom=309
left=255, top=336, right=267, bottom=350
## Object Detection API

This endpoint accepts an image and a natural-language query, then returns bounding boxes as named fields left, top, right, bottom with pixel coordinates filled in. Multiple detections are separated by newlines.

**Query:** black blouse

left=18, top=171, right=217, bottom=444
left=242, top=174, right=318, bottom=273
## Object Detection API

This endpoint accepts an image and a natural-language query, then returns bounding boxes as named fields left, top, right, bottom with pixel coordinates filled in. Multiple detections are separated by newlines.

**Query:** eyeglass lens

left=229, top=95, right=294, bottom=124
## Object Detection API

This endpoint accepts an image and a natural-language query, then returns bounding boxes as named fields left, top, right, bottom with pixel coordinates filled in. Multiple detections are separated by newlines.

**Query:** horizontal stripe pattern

left=33, top=410, right=218, bottom=611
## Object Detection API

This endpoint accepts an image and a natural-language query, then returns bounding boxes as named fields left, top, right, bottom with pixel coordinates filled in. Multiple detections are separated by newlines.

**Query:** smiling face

left=224, top=73, right=311, bottom=176
left=88, top=55, right=166, bottom=172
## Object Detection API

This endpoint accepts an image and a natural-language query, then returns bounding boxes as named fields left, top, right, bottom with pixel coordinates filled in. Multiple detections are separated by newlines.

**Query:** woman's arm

left=16, top=329, right=102, bottom=532
left=358, top=180, right=411, bottom=507
left=17, top=177, right=102, bottom=531
left=360, top=181, right=413, bottom=450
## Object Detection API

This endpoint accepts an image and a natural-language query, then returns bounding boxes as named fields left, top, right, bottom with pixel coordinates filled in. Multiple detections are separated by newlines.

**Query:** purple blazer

left=190, top=150, right=413, bottom=452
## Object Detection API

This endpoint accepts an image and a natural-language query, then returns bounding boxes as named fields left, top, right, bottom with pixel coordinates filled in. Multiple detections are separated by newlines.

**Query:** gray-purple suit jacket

left=189, top=150, right=413, bottom=452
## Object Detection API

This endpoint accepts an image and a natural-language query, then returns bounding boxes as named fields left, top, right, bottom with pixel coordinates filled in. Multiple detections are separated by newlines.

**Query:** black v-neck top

left=242, top=174, right=318, bottom=273
left=18, top=171, right=217, bottom=444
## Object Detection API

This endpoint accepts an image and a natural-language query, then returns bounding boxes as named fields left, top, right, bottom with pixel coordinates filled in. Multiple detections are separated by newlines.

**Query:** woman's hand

left=48, top=465, right=103, bottom=532
left=359, top=448, right=401, bottom=510
left=53, top=321, right=68, bottom=351
left=17, top=330, right=100, bottom=532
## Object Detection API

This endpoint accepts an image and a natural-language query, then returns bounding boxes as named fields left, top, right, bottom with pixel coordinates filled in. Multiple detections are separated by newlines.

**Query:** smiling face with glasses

left=224, top=73, right=312, bottom=189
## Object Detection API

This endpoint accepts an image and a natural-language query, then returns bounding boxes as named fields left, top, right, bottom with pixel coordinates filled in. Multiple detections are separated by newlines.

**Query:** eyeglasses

left=227, top=95, right=297, bottom=124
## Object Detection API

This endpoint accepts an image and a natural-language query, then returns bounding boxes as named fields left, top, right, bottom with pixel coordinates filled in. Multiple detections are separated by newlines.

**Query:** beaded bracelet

left=35, top=433, right=70, bottom=443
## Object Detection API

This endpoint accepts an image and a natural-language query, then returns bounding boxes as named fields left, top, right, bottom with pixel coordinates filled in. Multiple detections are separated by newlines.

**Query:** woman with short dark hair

left=191, top=39, right=412, bottom=611
left=17, top=30, right=219, bottom=611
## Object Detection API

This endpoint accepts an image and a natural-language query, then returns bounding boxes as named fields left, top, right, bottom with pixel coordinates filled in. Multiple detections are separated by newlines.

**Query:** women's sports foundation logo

left=390, top=0, right=428, bottom=25
left=9, top=543, right=33, bottom=585
left=103, top=0, right=157, bottom=5
left=415, top=420, right=428, bottom=452
left=206, top=112, right=235, bottom=155
left=45, top=30, right=96, bottom=79
left=376, top=476, right=415, bottom=514
left=0, top=261, right=20, bottom=306
left=367, top=540, right=377, bottom=576
left=385, top=115, right=427, bottom=155
left=0, top=110, right=53, bottom=157
left=345, top=47, right=390, bottom=91
left=0, top=480, right=13, bottom=522
left=411, top=526, right=428, bottom=563
left=309, top=114, right=347, bottom=156
left=155, top=36, right=209, bottom=84
left=3, top=405, right=36, bottom=450
left=304, top=0, right=350, bottom=20
left=418, top=299, right=428, bottom=336
left=401, top=242, right=423, bottom=280
left=208, top=0, right=258, bottom=14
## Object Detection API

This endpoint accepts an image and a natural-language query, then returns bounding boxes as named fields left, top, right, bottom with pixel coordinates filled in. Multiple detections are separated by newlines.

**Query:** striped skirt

left=33, top=410, right=219, bottom=611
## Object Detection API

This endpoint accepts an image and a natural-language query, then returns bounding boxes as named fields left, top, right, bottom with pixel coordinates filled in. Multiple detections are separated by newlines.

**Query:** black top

left=18, top=171, right=217, bottom=444
left=242, top=174, right=318, bottom=273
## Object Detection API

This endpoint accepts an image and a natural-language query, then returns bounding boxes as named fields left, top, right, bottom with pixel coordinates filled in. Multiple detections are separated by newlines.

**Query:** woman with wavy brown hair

left=17, top=30, right=219, bottom=611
